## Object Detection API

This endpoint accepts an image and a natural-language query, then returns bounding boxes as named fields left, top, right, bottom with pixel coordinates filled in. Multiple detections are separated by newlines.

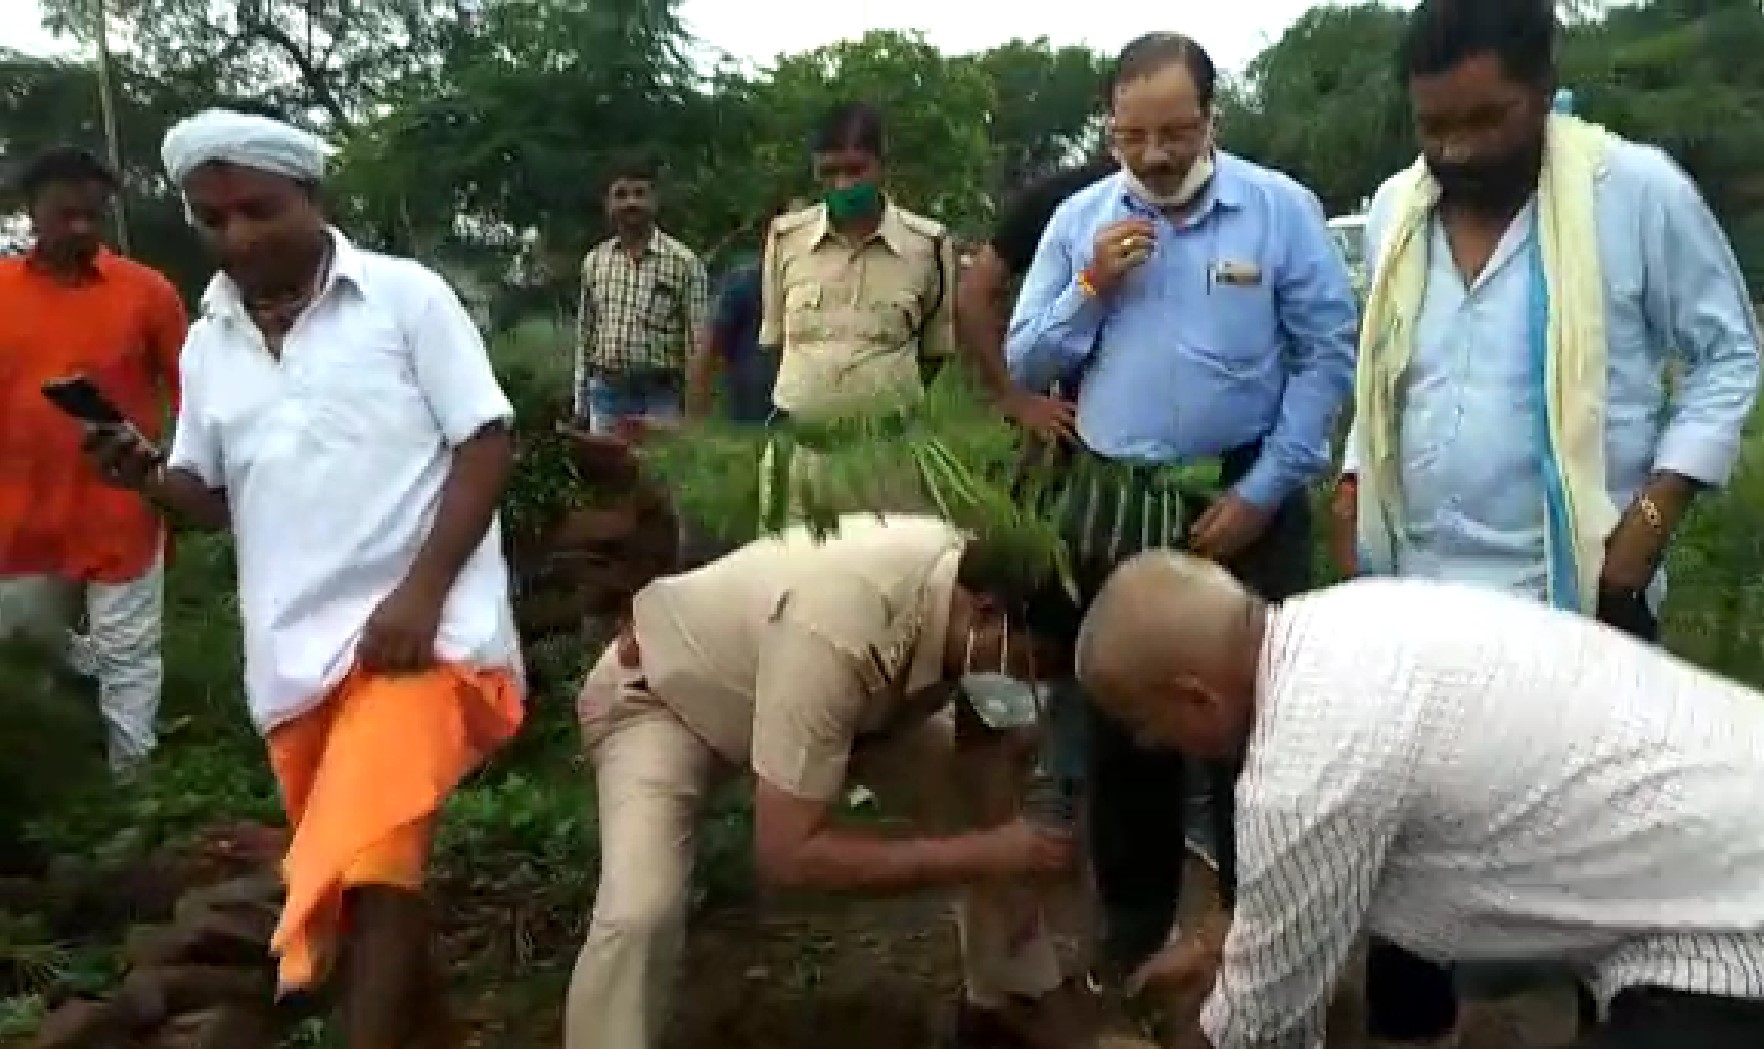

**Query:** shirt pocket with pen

left=1197, top=257, right=1279, bottom=365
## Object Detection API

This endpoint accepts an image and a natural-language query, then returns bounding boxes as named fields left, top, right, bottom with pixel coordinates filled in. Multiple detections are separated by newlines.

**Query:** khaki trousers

left=565, top=646, right=1062, bottom=1049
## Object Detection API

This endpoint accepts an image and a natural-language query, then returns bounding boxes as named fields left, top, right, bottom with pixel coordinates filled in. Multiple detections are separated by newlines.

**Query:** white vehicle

left=1327, top=213, right=1369, bottom=300
left=1327, top=214, right=1368, bottom=270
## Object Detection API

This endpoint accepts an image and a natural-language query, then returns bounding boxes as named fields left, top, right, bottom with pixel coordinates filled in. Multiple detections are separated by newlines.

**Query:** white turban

left=161, top=108, right=331, bottom=186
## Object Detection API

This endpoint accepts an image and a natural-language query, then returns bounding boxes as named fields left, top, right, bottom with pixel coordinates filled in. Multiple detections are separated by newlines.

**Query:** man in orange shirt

left=0, top=146, right=186, bottom=774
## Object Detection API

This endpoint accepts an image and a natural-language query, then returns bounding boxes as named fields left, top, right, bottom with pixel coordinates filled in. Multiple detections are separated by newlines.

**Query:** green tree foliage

left=37, top=0, right=462, bottom=128
left=1218, top=4, right=1412, bottom=215
left=326, top=0, right=703, bottom=256
left=964, top=38, right=1108, bottom=192
left=1219, top=0, right=1764, bottom=279
left=732, top=31, right=996, bottom=234
left=0, top=50, right=209, bottom=295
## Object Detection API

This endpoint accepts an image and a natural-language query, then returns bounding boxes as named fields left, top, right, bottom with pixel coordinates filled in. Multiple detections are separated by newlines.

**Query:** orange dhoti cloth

left=265, top=661, right=524, bottom=992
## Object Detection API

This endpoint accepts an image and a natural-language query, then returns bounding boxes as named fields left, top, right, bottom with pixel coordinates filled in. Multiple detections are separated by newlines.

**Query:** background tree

left=0, top=49, right=210, bottom=293
left=37, top=0, right=463, bottom=129
left=10, top=0, right=1764, bottom=293
left=1218, top=4, right=1411, bottom=215
left=965, top=38, right=1108, bottom=194
left=737, top=31, right=995, bottom=235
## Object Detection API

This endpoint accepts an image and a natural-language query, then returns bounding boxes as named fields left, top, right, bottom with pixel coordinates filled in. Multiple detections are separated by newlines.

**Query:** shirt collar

left=1114, top=151, right=1245, bottom=223
left=603, top=227, right=665, bottom=258
left=200, top=226, right=363, bottom=317
left=806, top=200, right=917, bottom=256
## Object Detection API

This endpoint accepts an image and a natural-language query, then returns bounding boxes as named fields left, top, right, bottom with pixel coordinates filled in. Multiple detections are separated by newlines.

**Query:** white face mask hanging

left=1112, top=107, right=1219, bottom=210
left=960, top=613, right=1042, bottom=731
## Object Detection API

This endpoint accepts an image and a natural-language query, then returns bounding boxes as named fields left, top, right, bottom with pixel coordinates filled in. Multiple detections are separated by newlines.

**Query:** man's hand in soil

left=1128, top=916, right=1229, bottom=1049
left=1126, top=910, right=1229, bottom=1014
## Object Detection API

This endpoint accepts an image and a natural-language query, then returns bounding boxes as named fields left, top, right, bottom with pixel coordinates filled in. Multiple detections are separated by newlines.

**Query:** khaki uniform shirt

left=629, top=514, right=964, bottom=800
left=760, top=201, right=957, bottom=419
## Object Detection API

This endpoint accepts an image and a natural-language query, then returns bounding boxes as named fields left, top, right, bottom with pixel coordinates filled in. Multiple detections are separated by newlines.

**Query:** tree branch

left=233, top=0, right=352, bottom=128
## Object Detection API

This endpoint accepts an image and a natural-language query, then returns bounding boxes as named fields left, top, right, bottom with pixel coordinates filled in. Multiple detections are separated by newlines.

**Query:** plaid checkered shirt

left=576, top=228, right=709, bottom=387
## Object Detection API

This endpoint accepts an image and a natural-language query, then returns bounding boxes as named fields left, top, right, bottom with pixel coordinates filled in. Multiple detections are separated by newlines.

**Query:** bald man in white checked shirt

left=1076, top=551, right=1764, bottom=1049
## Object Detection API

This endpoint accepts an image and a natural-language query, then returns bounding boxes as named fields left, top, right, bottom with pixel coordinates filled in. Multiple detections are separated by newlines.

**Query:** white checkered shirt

left=1204, top=578, right=1764, bottom=1049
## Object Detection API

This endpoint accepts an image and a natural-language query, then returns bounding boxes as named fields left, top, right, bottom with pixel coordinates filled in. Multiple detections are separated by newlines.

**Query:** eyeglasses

left=1108, top=117, right=1211, bottom=155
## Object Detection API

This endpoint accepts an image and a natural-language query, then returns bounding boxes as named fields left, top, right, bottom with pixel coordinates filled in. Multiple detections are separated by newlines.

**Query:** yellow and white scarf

left=1351, top=115, right=1620, bottom=611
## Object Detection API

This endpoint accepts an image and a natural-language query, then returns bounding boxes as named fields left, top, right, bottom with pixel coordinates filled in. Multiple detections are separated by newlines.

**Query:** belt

left=588, top=367, right=683, bottom=393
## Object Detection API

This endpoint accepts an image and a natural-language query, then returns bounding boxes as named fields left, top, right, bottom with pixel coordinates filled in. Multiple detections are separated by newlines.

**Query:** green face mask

left=824, top=181, right=882, bottom=223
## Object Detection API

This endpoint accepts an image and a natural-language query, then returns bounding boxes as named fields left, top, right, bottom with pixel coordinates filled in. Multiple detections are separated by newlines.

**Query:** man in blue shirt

left=687, top=198, right=807, bottom=425
left=1006, top=32, right=1357, bottom=984
left=1334, top=1, right=1760, bottom=1045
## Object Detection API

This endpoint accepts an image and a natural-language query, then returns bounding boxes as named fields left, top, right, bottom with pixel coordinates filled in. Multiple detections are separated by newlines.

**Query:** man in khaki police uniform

left=565, top=514, right=1084, bottom=1049
left=761, top=101, right=957, bottom=422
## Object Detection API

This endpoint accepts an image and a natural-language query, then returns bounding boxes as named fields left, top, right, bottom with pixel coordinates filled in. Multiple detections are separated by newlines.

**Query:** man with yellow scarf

left=1333, top=1, right=1761, bottom=1046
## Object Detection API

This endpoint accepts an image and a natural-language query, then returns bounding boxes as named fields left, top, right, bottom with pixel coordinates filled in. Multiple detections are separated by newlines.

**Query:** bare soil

left=8, top=836, right=1580, bottom=1049
left=458, top=859, right=1583, bottom=1049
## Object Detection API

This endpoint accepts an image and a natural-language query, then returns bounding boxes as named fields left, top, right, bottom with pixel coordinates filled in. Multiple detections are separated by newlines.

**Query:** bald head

left=1076, top=551, right=1265, bottom=756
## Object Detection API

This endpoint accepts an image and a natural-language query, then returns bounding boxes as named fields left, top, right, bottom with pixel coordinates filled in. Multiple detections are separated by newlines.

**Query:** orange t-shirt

left=0, top=249, right=187, bottom=583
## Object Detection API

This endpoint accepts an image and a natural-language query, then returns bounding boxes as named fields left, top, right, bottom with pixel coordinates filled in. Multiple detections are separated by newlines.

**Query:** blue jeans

left=722, top=352, right=779, bottom=426
left=1043, top=680, right=1222, bottom=967
left=580, top=376, right=682, bottom=436
left=1043, top=683, right=1219, bottom=856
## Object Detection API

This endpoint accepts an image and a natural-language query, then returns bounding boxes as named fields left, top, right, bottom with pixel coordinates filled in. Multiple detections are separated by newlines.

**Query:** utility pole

left=93, top=0, right=131, bottom=254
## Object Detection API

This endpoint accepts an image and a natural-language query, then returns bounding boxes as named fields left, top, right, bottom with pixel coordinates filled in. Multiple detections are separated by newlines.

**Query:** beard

left=1428, top=139, right=1545, bottom=211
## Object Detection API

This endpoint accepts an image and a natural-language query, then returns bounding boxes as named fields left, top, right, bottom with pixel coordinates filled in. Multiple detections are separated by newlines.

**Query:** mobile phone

left=41, top=375, right=127, bottom=426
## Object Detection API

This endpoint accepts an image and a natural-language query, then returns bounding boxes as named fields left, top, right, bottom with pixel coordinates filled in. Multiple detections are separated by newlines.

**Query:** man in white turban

left=158, top=108, right=334, bottom=316
left=87, top=108, right=527, bottom=1048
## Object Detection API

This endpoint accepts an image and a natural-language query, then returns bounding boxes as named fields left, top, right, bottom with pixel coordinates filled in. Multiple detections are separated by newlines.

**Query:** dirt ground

left=469, top=859, right=1583, bottom=1049
left=7, top=841, right=1580, bottom=1049
left=662, top=897, right=1581, bottom=1049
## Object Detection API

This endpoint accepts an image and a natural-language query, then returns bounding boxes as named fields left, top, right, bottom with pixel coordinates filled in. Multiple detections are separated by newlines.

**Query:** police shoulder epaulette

left=771, top=204, right=821, bottom=239
left=895, top=207, right=946, bottom=241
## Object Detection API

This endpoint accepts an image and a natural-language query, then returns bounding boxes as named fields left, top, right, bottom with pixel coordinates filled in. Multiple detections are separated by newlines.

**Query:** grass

left=3, top=320, right=1762, bottom=1043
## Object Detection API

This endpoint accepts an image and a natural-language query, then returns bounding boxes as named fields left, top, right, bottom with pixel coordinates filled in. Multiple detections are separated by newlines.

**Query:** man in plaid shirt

left=575, top=154, right=710, bottom=434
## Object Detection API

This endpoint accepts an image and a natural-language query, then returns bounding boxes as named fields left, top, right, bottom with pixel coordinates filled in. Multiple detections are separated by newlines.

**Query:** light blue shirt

left=1005, top=155, right=1358, bottom=509
left=1346, top=140, right=1761, bottom=598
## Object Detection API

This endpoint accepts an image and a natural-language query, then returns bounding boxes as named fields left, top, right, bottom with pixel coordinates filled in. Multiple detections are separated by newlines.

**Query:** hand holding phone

left=42, top=375, right=127, bottom=426
left=44, top=376, right=165, bottom=489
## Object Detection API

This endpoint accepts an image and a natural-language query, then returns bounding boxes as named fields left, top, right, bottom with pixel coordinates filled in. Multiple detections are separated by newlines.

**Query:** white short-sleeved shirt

left=168, top=230, right=522, bottom=732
